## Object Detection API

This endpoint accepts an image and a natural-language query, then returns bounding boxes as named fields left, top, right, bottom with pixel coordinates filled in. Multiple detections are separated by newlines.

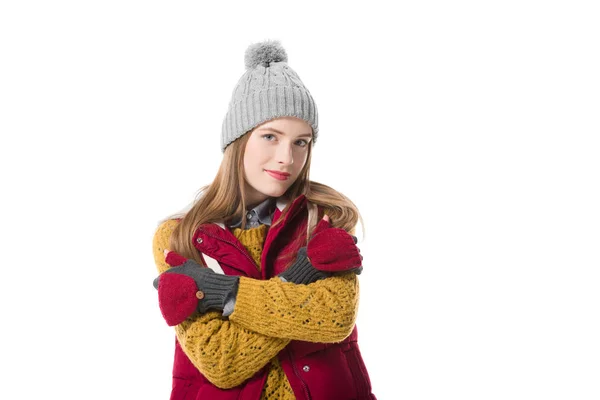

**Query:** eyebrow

left=257, top=127, right=313, bottom=138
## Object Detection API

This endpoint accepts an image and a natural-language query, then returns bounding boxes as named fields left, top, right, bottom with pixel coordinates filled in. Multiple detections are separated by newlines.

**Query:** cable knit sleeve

left=152, top=220, right=290, bottom=389
left=229, top=273, right=359, bottom=343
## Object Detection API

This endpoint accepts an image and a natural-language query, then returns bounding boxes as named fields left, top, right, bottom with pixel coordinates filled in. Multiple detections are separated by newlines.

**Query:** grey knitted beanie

left=220, top=40, right=319, bottom=152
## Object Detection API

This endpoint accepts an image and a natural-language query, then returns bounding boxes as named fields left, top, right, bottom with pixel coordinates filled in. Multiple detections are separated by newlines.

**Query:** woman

left=152, top=39, right=376, bottom=399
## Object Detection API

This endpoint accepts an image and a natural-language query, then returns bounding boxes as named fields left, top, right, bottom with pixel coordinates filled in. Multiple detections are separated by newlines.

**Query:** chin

left=260, top=185, right=289, bottom=198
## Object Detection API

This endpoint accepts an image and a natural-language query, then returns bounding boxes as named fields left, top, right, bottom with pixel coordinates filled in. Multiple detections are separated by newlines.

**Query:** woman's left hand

left=306, top=214, right=363, bottom=273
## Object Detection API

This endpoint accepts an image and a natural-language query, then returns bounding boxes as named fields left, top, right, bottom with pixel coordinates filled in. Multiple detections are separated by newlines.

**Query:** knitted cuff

left=199, top=274, right=240, bottom=312
left=279, top=249, right=327, bottom=285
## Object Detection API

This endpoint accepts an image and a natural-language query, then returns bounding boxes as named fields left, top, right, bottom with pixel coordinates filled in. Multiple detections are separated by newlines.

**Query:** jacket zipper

left=288, top=348, right=311, bottom=400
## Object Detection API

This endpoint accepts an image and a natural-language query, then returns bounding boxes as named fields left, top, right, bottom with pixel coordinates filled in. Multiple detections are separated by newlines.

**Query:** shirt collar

left=229, top=197, right=276, bottom=229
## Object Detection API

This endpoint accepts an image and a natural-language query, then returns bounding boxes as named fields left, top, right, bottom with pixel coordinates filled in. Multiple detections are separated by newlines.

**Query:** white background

left=1, top=1, right=599, bottom=399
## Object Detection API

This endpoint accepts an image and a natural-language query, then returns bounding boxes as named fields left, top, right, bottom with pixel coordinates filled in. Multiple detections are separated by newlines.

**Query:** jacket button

left=196, top=237, right=203, bottom=244
left=196, top=290, right=205, bottom=299
left=302, top=365, right=310, bottom=372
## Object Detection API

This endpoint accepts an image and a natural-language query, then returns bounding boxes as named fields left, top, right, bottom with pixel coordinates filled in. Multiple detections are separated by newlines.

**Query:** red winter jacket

left=167, top=194, right=376, bottom=399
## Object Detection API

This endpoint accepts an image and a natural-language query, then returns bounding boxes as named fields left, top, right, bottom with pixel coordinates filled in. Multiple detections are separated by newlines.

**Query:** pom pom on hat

left=244, top=39, right=288, bottom=69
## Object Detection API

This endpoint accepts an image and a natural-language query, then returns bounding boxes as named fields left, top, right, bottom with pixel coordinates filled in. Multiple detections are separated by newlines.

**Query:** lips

left=265, top=170, right=290, bottom=181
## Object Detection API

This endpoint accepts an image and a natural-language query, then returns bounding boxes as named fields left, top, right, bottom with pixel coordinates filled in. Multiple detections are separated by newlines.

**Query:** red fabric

left=171, top=338, right=269, bottom=400
left=157, top=250, right=205, bottom=326
left=307, top=227, right=362, bottom=272
left=165, top=250, right=187, bottom=266
left=158, top=273, right=198, bottom=327
left=166, top=194, right=375, bottom=399
left=311, top=217, right=331, bottom=235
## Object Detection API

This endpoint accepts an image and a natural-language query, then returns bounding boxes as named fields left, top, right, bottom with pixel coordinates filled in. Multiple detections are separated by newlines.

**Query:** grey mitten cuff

left=199, top=272, right=240, bottom=314
left=279, top=247, right=328, bottom=285
left=155, top=259, right=240, bottom=314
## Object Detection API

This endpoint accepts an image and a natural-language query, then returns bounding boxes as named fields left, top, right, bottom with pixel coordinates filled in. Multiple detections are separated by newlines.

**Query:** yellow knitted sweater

left=152, top=219, right=359, bottom=398
left=231, top=225, right=294, bottom=399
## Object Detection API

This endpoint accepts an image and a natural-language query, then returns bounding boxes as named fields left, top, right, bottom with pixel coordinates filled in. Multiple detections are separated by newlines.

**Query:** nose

left=276, top=142, right=294, bottom=165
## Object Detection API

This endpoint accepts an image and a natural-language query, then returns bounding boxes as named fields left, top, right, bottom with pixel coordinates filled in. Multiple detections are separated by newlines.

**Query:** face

left=243, top=116, right=313, bottom=207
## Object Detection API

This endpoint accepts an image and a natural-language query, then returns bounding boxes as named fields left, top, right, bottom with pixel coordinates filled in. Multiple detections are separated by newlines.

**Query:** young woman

left=152, top=39, right=376, bottom=400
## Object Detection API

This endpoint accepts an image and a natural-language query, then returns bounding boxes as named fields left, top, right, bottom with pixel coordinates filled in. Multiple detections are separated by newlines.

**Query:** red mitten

left=154, top=250, right=239, bottom=326
left=306, top=217, right=363, bottom=273
left=153, top=251, right=199, bottom=326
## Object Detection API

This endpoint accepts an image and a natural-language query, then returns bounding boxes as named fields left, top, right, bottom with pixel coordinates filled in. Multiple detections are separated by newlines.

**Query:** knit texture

left=231, top=224, right=268, bottom=268
left=278, top=247, right=328, bottom=284
left=231, top=274, right=358, bottom=343
left=152, top=219, right=359, bottom=395
left=156, top=257, right=240, bottom=314
left=231, top=224, right=295, bottom=399
left=221, top=40, right=319, bottom=152
left=152, top=220, right=290, bottom=389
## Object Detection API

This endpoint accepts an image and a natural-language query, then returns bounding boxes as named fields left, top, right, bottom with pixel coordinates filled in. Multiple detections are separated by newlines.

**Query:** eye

left=261, top=134, right=276, bottom=141
left=295, top=139, right=309, bottom=147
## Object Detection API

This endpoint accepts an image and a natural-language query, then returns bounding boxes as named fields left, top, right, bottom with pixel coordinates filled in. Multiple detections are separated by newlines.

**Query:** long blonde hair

left=163, top=129, right=364, bottom=266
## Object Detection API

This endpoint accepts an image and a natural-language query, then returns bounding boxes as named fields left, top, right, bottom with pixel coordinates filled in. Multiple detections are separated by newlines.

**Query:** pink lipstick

left=265, top=170, right=290, bottom=181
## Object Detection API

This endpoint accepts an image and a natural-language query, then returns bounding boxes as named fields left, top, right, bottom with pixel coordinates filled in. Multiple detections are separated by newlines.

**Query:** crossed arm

left=152, top=219, right=359, bottom=389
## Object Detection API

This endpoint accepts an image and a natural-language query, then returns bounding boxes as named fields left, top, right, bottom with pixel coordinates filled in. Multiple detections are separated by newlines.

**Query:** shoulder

left=152, top=219, right=181, bottom=269
left=153, top=218, right=180, bottom=243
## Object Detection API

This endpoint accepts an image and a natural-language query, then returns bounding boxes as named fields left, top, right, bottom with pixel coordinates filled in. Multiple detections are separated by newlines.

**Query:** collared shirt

left=228, top=197, right=276, bottom=229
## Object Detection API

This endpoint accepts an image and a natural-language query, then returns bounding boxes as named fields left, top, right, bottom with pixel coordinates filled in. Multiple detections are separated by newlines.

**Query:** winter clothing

left=152, top=194, right=375, bottom=399
left=154, top=198, right=364, bottom=326
left=221, top=40, right=319, bottom=152
left=232, top=224, right=268, bottom=266
left=154, top=253, right=240, bottom=326
left=278, top=247, right=329, bottom=284
left=234, top=220, right=295, bottom=398
left=307, top=224, right=363, bottom=273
